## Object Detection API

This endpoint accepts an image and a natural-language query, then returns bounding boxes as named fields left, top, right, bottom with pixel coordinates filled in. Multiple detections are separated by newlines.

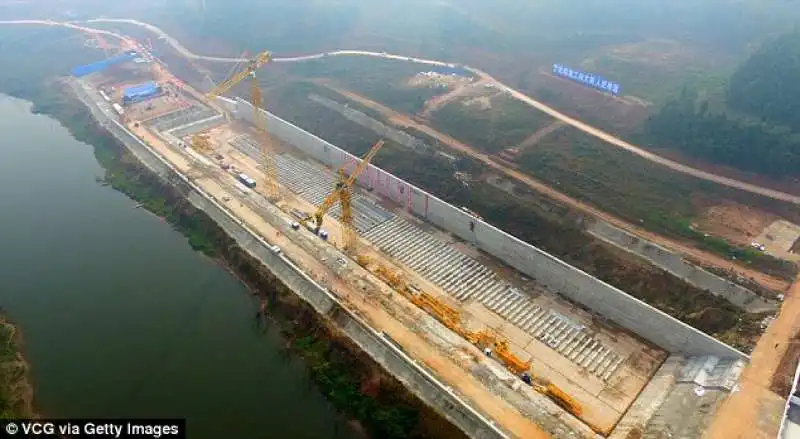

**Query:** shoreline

left=0, top=314, right=35, bottom=418
left=28, top=82, right=466, bottom=439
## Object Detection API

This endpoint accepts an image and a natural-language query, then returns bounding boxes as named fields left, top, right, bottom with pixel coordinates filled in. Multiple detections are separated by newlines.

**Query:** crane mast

left=302, top=139, right=386, bottom=253
left=247, top=71, right=278, bottom=200
left=200, top=51, right=278, bottom=199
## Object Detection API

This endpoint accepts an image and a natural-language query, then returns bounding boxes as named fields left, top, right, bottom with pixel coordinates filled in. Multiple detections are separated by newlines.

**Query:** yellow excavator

left=299, top=139, right=385, bottom=254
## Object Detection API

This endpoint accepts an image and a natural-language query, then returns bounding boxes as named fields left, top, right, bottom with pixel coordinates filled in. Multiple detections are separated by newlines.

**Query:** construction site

left=67, top=38, right=749, bottom=439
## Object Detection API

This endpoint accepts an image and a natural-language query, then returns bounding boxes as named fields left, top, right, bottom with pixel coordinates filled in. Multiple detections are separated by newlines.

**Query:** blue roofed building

left=122, top=81, right=162, bottom=105
left=71, top=51, right=138, bottom=77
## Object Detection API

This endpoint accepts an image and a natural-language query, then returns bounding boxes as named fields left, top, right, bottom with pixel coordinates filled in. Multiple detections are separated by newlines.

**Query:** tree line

left=645, top=30, right=800, bottom=177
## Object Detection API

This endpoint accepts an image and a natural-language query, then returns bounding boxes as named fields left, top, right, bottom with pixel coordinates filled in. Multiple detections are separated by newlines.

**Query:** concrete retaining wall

left=609, top=355, right=684, bottom=439
left=309, top=93, right=426, bottom=150
left=70, top=80, right=508, bottom=439
left=587, top=220, right=776, bottom=313
left=231, top=98, right=746, bottom=360
left=167, top=113, right=225, bottom=138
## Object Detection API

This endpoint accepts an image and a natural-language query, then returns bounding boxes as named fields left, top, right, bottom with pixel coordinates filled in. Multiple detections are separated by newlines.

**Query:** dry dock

left=69, top=64, right=748, bottom=438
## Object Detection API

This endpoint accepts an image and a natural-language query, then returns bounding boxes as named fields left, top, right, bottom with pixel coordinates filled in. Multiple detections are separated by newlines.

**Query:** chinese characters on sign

left=551, top=64, right=620, bottom=96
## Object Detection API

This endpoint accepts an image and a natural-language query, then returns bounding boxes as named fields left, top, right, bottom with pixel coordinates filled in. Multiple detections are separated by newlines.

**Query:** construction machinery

left=539, top=383, right=583, bottom=417
left=356, top=255, right=372, bottom=268
left=494, top=339, right=532, bottom=374
left=300, top=139, right=386, bottom=253
left=470, top=328, right=582, bottom=415
left=191, top=133, right=212, bottom=153
left=321, top=164, right=583, bottom=417
left=202, top=51, right=277, bottom=199
left=359, top=259, right=584, bottom=418
left=409, top=291, right=462, bottom=332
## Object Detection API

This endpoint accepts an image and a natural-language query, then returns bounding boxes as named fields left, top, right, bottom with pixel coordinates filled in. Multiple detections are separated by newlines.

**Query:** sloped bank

left=56, top=81, right=495, bottom=439
left=0, top=316, right=34, bottom=419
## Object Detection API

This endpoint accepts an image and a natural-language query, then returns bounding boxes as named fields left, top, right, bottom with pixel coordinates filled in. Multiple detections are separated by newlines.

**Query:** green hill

left=728, top=30, right=800, bottom=130
left=644, top=29, right=800, bottom=177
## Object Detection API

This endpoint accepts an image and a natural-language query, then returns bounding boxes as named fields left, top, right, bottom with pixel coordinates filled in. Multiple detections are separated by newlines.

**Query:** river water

left=0, top=95, right=359, bottom=439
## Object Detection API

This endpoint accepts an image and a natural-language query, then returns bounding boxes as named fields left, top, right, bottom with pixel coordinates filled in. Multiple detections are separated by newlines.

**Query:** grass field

left=258, top=88, right=767, bottom=349
left=429, top=94, right=555, bottom=153
left=516, top=127, right=799, bottom=278
left=278, top=56, right=448, bottom=114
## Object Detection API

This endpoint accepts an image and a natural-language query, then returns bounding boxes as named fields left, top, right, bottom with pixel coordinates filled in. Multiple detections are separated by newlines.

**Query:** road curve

left=82, top=19, right=800, bottom=205
left=4, top=17, right=799, bottom=205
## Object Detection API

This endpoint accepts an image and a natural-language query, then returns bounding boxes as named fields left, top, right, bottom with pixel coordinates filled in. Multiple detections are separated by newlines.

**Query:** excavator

left=299, top=139, right=386, bottom=254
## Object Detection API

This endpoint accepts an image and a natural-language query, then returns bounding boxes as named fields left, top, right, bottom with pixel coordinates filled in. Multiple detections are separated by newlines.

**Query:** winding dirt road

left=76, top=18, right=800, bottom=205
left=0, top=17, right=793, bottom=290
left=3, top=17, right=798, bottom=204
left=324, top=84, right=791, bottom=293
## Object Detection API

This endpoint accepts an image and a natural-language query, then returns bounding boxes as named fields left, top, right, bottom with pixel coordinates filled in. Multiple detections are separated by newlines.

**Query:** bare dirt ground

left=756, top=221, right=800, bottom=258
left=131, top=119, right=560, bottom=439
left=771, top=331, right=800, bottom=396
left=322, top=84, right=791, bottom=293
left=604, top=39, right=702, bottom=67
left=514, top=121, right=567, bottom=151
left=703, top=275, right=800, bottom=439
left=694, top=199, right=777, bottom=247
left=526, top=70, right=653, bottom=134
left=213, top=123, right=657, bottom=432
left=419, top=77, right=491, bottom=118
left=651, top=147, right=800, bottom=201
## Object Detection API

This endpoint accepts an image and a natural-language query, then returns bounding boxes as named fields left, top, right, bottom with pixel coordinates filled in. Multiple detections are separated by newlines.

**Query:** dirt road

left=97, top=17, right=800, bottom=205
left=3, top=18, right=799, bottom=204
left=420, top=78, right=490, bottom=117
left=703, top=275, right=800, bottom=439
left=514, top=121, right=567, bottom=151
left=326, top=84, right=790, bottom=293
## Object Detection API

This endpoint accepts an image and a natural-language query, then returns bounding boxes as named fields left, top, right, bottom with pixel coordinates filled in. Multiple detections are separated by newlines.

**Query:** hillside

left=728, top=30, right=800, bottom=131
left=644, top=30, right=800, bottom=178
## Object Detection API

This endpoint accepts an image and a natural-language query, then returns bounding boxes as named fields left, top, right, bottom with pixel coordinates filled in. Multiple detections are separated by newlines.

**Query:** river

left=0, top=94, right=359, bottom=439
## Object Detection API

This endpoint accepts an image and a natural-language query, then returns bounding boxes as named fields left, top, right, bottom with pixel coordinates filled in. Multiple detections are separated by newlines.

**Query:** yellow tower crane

left=199, top=51, right=278, bottom=199
left=300, top=139, right=386, bottom=254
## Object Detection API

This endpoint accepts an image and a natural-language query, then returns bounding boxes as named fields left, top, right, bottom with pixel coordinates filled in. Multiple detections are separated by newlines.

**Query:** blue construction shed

left=71, top=51, right=138, bottom=77
left=122, top=81, right=162, bottom=105
left=432, top=65, right=470, bottom=77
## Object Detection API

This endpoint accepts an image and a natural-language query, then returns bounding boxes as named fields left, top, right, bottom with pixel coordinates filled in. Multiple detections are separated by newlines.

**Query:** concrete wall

left=230, top=98, right=747, bottom=360
left=609, top=355, right=684, bottom=439
left=167, top=114, right=225, bottom=138
left=309, top=94, right=426, bottom=150
left=587, top=220, right=777, bottom=313
left=70, top=80, right=509, bottom=439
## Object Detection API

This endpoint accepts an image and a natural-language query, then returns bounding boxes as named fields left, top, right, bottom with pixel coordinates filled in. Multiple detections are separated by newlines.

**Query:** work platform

left=217, top=130, right=664, bottom=428
left=71, top=53, right=748, bottom=438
